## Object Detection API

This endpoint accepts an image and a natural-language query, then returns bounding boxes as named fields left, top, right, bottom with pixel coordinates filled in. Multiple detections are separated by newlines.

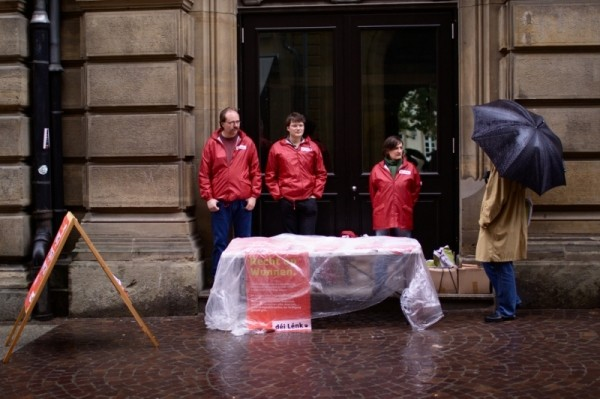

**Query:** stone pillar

left=0, top=3, right=31, bottom=319
left=189, top=0, right=239, bottom=277
left=457, top=0, right=505, bottom=255
left=68, top=0, right=200, bottom=316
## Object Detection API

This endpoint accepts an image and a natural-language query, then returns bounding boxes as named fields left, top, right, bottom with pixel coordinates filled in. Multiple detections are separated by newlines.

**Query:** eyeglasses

left=225, top=120, right=240, bottom=125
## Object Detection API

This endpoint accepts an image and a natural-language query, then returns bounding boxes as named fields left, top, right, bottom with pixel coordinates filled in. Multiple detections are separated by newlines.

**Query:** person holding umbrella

left=472, top=99, right=566, bottom=322
left=475, top=165, right=527, bottom=322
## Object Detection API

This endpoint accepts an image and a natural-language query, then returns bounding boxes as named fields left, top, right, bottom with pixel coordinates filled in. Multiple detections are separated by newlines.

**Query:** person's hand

left=245, top=197, right=256, bottom=211
left=207, top=198, right=219, bottom=212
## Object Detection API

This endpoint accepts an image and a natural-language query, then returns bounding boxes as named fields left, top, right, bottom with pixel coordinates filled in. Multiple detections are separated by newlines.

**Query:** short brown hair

left=285, top=112, right=306, bottom=127
left=382, top=135, right=404, bottom=157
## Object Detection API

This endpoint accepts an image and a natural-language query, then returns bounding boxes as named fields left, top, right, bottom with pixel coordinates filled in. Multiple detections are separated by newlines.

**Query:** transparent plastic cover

left=205, top=234, right=443, bottom=335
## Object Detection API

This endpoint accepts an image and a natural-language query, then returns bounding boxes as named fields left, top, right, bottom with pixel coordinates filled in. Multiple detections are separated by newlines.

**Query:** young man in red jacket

left=265, top=112, right=328, bottom=235
left=198, top=107, right=262, bottom=279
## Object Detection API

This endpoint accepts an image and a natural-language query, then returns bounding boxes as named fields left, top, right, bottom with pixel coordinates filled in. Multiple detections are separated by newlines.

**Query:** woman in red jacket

left=265, top=112, right=328, bottom=235
left=369, top=135, right=421, bottom=238
left=369, top=136, right=421, bottom=295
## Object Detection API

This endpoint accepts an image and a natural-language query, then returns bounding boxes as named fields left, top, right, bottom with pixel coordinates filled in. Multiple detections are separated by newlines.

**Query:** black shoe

left=484, top=313, right=516, bottom=323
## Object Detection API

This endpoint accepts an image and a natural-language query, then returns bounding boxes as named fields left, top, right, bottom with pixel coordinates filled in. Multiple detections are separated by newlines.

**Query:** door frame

left=238, top=5, right=459, bottom=257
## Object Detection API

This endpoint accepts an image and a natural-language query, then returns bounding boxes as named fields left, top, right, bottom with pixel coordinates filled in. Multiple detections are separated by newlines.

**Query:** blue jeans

left=482, top=261, right=521, bottom=317
left=210, top=200, right=252, bottom=277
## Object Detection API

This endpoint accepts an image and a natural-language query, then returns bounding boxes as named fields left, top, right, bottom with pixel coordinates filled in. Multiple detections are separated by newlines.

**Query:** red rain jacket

left=369, top=159, right=421, bottom=231
left=265, top=136, right=327, bottom=201
left=198, top=129, right=261, bottom=202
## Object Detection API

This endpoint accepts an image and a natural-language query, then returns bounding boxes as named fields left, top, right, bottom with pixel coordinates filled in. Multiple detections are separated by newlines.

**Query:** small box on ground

left=428, top=267, right=458, bottom=294
left=457, top=264, right=491, bottom=294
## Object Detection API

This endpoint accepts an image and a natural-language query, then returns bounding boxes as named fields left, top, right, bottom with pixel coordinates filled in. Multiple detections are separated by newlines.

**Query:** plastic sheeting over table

left=205, top=234, right=443, bottom=335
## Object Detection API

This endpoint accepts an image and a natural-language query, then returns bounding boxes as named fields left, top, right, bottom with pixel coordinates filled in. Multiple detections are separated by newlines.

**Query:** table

left=205, top=234, right=443, bottom=335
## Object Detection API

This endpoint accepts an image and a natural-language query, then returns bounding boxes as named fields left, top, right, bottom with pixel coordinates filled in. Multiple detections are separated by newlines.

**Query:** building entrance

left=239, top=8, right=458, bottom=257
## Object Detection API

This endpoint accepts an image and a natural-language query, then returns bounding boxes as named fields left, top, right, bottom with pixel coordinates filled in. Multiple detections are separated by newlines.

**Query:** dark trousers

left=280, top=198, right=318, bottom=235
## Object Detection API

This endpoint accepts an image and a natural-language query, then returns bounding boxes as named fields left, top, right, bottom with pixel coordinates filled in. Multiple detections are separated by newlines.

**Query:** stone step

left=527, top=235, right=600, bottom=262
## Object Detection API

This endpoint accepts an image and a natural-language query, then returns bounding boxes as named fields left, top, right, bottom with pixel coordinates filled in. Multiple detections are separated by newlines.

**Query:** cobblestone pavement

left=1, top=299, right=599, bottom=399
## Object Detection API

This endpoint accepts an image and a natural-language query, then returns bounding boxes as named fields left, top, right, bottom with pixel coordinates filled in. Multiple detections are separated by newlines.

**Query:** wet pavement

left=1, top=299, right=599, bottom=398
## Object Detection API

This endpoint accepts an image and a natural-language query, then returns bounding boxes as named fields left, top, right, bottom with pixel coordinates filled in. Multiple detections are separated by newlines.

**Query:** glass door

left=240, top=9, right=457, bottom=257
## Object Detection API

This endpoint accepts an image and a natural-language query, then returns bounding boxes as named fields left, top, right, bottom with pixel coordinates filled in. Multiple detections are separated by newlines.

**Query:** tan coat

left=475, top=165, right=528, bottom=262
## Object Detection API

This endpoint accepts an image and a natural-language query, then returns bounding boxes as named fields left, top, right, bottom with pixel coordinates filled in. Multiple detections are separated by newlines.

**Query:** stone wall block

left=86, top=62, right=180, bottom=108
left=0, top=164, right=30, bottom=207
left=61, top=15, right=82, bottom=61
left=517, top=262, right=600, bottom=308
left=0, top=115, right=29, bottom=158
left=529, top=106, right=600, bottom=153
left=182, top=111, right=194, bottom=157
left=63, top=163, right=84, bottom=207
left=529, top=220, right=600, bottom=236
left=181, top=61, right=195, bottom=108
left=0, top=213, right=31, bottom=257
left=83, top=10, right=193, bottom=58
left=511, top=3, right=600, bottom=47
left=530, top=160, right=599, bottom=206
left=182, top=161, right=194, bottom=207
left=0, top=65, right=28, bottom=108
left=0, top=289, right=25, bottom=320
left=69, top=260, right=199, bottom=317
left=512, top=53, right=600, bottom=99
left=0, top=13, right=28, bottom=58
left=87, top=113, right=183, bottom=158
left=62, top=66, right=84, bottom=110
left=86, top=163, right=182, bottom=208
left=182, top=9, right=194, bottom=59
left=62, top=115, right=85, bottom=158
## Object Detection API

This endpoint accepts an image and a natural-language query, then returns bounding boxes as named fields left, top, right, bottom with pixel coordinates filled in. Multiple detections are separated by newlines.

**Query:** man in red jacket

left=198, top=107, right=262, bottom=279
left=265, top=112, right=327, bottom=235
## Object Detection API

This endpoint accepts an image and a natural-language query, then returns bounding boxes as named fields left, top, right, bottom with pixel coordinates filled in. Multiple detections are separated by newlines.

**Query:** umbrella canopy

left=471, top=99, right=566, bottom=195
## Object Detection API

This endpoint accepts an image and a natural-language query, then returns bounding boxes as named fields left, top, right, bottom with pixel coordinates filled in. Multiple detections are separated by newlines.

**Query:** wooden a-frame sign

left=3, top=212, right=159, bottom=363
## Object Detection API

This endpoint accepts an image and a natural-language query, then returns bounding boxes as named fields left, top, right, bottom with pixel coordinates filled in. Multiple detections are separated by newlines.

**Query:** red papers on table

left=245, top=252, right=311, bottom=332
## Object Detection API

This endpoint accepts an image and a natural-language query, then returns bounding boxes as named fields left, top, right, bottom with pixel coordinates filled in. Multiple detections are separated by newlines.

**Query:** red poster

left=245, top=252, right=311, bottom=332
left=24, top=213, right=73, bottom=311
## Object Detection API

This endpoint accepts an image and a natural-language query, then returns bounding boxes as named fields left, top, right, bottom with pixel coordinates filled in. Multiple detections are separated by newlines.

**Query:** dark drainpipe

left=30, top=0, right=53, bottom=320
left=49, top=0, right=65, bottom=232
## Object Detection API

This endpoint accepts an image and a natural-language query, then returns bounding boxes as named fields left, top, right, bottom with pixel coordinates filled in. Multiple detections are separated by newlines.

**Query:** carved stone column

left=68, top=0, right=200, bottom=316
left=189, top=0, right=239, bottom=275
left=457, top=0, right=505, bottom=255
left=0, top=2, right=32, bottom=319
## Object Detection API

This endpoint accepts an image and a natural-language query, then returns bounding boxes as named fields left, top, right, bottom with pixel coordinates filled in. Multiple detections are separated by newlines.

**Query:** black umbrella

left=471, top=99, right=566, bottom=195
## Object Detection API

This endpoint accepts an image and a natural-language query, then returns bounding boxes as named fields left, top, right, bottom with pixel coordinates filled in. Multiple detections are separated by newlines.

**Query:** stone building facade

left=0, top=0, right=598, bottom=319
